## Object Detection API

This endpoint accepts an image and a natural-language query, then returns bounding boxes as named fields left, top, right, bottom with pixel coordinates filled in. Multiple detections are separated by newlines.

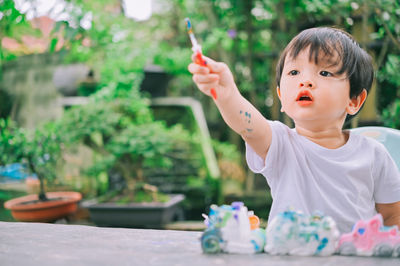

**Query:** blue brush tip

left=185, top=18, right=191, bottom=29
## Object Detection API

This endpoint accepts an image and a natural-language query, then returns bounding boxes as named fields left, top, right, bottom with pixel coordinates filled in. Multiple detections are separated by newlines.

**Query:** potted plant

left=58, top=90, right=189, bottom=228
left=0, top=119, right=81, bottom=222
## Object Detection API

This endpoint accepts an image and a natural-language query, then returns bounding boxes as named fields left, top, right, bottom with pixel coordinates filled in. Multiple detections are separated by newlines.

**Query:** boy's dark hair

left=276, top=27, right=374, bottom=99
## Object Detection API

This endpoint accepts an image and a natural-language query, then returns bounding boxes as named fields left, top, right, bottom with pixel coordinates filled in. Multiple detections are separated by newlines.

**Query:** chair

left=351, top=126, right=400, bottom=170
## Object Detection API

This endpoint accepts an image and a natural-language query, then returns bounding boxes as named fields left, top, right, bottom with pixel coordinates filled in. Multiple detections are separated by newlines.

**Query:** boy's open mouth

left=296, top=90, right=313, bottom=106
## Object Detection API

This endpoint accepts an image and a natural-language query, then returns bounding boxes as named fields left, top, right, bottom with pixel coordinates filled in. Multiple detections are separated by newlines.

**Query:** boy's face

left=278, top=47, right=353, bottom=128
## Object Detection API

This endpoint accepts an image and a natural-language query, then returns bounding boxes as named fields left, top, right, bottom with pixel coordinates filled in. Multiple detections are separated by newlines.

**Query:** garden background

left=0, top=0, right=399, bottom=226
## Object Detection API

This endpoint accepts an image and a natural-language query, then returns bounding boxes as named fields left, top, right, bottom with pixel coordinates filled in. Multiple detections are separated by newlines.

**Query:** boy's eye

left=289, top=70, right=299, bottom=75
left=320, top=71, right=332, bottom=77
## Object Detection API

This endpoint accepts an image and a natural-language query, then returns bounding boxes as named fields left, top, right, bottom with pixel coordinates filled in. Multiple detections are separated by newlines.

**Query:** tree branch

left=374, top=7, right=400, bottom=50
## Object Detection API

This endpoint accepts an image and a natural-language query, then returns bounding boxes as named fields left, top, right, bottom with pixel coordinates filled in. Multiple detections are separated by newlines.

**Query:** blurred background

left=0, top=0, right=399, bottom=228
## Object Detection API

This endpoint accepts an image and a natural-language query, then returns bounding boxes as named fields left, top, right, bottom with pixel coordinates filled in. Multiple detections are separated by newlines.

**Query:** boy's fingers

left=191, top=54, right=226, bottom=73
left=197, top=55, right=227, bottom=73
left=193, top=74, right=219, bottom=84
left=188, top=63, right=210, bottom=74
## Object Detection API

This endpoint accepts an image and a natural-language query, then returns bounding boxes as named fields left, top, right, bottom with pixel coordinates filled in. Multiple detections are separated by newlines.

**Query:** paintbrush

left=185, top=18, right=217, bottom=100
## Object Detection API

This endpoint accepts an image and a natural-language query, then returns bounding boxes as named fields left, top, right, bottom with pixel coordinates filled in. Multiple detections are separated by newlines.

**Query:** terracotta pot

left=4, top=191, right=82, bottom=222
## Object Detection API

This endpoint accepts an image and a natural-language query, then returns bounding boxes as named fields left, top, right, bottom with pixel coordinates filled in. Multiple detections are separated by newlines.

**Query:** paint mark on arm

left=239, top=110, right=253, bottom=134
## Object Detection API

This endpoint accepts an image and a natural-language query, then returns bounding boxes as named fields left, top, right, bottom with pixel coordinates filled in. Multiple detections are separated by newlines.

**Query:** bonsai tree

left=100, top=122, right=188, bottom=202
left=58, top=89, right=194, bottom=203
left=0, top=118, right=63, bottom=201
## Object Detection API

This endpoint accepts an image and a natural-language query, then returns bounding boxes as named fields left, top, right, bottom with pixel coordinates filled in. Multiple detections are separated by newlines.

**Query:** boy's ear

left=277, top=87, right=284, bottom=112
left=346, top=89, right=367, bottom=115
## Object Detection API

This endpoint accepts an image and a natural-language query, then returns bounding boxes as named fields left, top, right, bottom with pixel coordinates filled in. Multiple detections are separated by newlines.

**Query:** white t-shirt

left=246, top=120, right=400, bottom=233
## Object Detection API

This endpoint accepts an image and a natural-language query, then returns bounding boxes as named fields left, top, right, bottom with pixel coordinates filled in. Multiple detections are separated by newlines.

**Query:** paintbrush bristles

left=185, top=17, right=191, bottom=29
left=185, top=17, right=200, bottom=51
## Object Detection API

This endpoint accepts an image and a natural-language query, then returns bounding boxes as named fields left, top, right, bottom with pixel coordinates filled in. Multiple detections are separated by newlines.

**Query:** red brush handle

left=195, top=52, right=207, bottom=66
left=195, top=51, right=217, bottom=100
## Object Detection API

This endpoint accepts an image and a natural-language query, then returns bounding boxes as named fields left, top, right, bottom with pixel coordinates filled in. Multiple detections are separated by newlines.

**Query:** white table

left=0, top=221, right=399, bottom=266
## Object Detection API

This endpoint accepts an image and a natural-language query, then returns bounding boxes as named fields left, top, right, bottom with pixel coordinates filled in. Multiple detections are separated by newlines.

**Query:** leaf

left=49, top=38, right=58, bottom=53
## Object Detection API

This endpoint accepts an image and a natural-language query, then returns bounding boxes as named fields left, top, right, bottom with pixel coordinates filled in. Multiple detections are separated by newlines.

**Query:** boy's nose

left=300, top=80, right=314, bottom=89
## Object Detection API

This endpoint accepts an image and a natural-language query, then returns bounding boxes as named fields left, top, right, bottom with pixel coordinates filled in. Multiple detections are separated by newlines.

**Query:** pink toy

left=337, top=214, right=400, bottom=257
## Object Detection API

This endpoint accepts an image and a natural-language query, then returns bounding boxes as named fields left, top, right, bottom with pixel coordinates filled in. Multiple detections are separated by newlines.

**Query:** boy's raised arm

left=188, top=55, right=272, bottom=160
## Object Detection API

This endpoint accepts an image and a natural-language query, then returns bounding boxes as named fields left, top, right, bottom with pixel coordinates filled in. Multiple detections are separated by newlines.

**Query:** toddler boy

left=188, top=27, right=400, bottom=233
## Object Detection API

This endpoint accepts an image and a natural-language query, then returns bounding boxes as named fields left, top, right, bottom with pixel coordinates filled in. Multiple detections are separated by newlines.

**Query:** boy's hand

left=188, top=55, right=238, bottom=101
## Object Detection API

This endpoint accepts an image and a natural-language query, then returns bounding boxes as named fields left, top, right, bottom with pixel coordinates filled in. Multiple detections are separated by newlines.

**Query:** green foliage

left=372, top=0, right=400, bottom=42
left=378, top=55, right=400, bottom=87
left=153, top=44, right=192, bottom=75
left=0, top=118, right=64, bottom=200
left=0, top=118, right=24, bottom=166
left=0, top=0, right=28, bottom=36
left=377, top=42, right=400, bottom=127
left=212, top=140, right=242, bottom=163
left=0, top=0, right=27, bottom=75
left=23, top=123, right=63, bottom=185
left=382, top=99, right=400, bottom=129
left=57, top=85, right=198, bottom=202
left=149, top=104, right=222, bottom=211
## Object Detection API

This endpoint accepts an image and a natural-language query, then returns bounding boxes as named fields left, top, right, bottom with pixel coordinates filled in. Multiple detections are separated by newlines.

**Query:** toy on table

left=264, top=209, right=340, bottom=256
left=337, top=214, right=400, bottom=257
left=200, top=202, right=266, bottom=254
left=185, top=18, right=217, bottom=100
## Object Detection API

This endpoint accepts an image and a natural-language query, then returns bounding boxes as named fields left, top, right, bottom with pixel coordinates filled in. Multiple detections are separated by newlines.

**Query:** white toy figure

left=201, top=202, right=265, bottom=254
left=264, top=209, right=340, bottom=256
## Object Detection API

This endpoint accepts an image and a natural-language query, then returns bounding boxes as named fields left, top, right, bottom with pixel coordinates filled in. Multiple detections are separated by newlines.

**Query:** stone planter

left=85, top=194, right=185, bottom=228
left=4, top=191, right=82, bottom=222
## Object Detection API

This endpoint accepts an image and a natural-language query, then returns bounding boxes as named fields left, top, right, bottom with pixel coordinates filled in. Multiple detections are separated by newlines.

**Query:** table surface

left=1, top=221, right=399, bottom=266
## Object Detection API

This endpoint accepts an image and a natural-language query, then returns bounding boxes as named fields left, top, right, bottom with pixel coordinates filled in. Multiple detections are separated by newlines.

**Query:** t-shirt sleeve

left=245, top=120, right=284, bottom=181
left=373, top=144, right=400, bottom=204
